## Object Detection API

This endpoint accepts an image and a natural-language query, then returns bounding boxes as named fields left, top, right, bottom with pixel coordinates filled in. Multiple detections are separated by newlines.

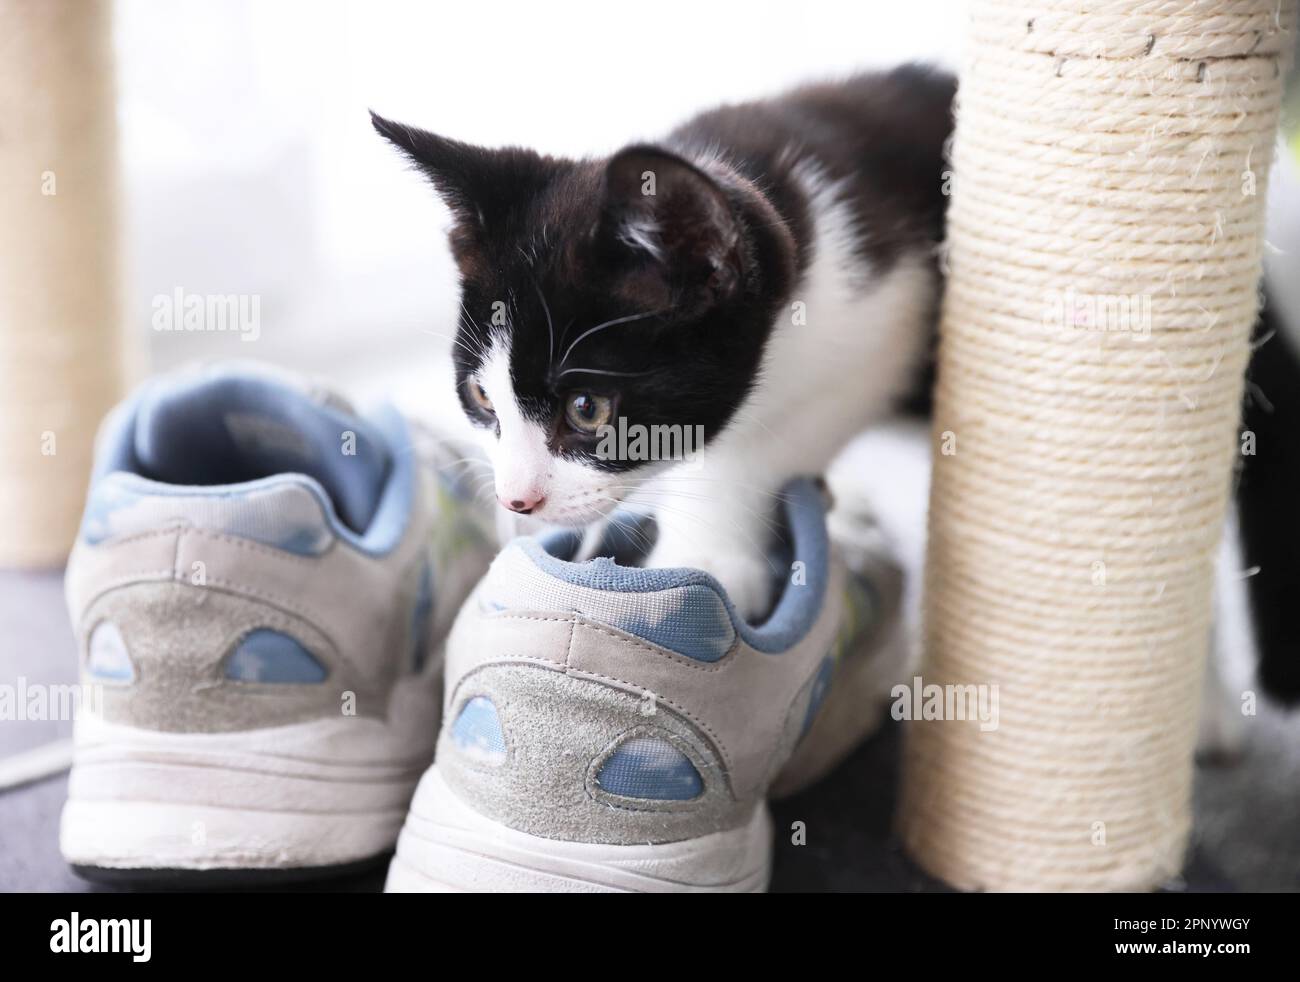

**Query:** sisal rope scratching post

left=900, top=0, right=1296, bottom=891
left=0, top=0, right=125, bottom=567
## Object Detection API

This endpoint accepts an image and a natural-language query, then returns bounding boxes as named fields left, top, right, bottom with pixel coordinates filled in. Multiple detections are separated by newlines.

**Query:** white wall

left=114, top=0, right=966, bottom=415
left=114, top=0, right=1300, bottom=422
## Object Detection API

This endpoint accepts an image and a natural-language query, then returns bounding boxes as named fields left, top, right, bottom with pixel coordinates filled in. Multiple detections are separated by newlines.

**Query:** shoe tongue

left=133, top=368, right=392, bottom=534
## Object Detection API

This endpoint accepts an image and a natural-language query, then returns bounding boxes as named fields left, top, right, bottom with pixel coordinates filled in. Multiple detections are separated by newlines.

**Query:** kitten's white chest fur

left=639, top=170, right=938, bottom=618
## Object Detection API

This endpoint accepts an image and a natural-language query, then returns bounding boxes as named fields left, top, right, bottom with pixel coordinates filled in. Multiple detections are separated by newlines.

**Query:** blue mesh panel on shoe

left=616, top=585, right=735, bottom=663
left=595, top=736, right=703, bottom=800
left=87, top=621, right=135, bottom=682
left=225, top=629, right=327, bottom=683
left=451, top=696, right=506, bottom=758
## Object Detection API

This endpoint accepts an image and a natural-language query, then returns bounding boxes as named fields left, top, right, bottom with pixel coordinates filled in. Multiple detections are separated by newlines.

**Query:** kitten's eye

left=564, top=392, right=613, bottom=433
left=467, top=379, right=494, bottom=415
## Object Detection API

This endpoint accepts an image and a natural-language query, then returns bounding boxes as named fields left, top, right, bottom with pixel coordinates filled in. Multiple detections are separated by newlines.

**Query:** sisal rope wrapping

left=899, top=0, right=1296, bottom=891
left=0, top=0, right=125, bottom=567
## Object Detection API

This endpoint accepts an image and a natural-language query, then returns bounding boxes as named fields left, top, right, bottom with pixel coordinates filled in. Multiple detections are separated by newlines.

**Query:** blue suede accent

left=80, top=472, right=333, bottom=555
left=799, top=654, right=837, bottom=738
left=519, top=478, right=829, bottom=655
left=225, top=629, right=327, bottom=683
left=86, top=622, right=135, bottom=682
left=595, top=736, right=703, bottom=800
left=451, top=697, right=506, bottom=756
left=79, top=478, right=138, bottom=547
left=276, top=525, right=333, bottom=556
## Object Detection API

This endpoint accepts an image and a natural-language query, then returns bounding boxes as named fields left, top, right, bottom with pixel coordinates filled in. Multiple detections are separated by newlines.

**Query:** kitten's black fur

left=374, top=67, right=1300, bottom=706
left=372, top=65, right=953, bottom=470
left=1238, top=295, right=1300, bottom=704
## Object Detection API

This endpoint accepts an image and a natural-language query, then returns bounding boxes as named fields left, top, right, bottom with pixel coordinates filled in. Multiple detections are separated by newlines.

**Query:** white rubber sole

left=61, top=684, right=439, bottom=874
left=385, top=768, right=772, bottom=893
left=62, top=797, right=406, bottom=875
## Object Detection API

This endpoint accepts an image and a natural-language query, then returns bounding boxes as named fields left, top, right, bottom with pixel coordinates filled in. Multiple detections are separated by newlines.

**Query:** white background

left=114, top=0, right=1299, bottom=423
left=115, top=0, right=967, bottom=418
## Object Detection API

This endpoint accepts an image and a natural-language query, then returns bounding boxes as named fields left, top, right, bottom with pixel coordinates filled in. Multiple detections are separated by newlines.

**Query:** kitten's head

left=373, top=113, right=795, bottom=526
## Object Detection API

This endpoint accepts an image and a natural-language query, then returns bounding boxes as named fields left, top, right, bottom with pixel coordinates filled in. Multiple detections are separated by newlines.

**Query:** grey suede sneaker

left=385, top=478, right=904, bottom=892
left=59, top=364, right=495, bottom=884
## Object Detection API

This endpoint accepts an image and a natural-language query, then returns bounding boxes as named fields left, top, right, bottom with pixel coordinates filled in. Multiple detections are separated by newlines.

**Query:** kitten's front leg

left=642, top=472, right=782, bottom=622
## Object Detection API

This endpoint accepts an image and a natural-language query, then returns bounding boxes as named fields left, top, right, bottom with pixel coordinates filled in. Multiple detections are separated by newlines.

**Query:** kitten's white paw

left=1196, top=666, right=1247, bottom=766
left=648, top=545, right=776, bottom=623
left=1195, top=626, right=1248, bottom=765
left=1196, top=701, right=1246, bottom=766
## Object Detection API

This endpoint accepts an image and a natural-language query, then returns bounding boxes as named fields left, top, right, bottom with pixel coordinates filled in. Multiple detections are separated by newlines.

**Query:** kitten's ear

left=371, top=112, right=483, bottom=222
left=598, top=146, right=743, bottom=314
left=371, top=111, right=552, bottom=250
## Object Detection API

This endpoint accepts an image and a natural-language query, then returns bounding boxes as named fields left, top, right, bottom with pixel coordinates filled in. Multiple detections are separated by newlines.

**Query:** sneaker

left=385, top=477, right=904, bottom=892
left=59, top=363, right=495, bottom=884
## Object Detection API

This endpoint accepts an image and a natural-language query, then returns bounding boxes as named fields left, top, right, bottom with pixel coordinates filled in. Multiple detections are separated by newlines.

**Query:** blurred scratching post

left=900, top=0, right=1296, bottom=890
left=0, top=0, right=125, bottom=567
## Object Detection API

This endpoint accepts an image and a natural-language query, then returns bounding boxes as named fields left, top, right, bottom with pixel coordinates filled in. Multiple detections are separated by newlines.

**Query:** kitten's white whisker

left=528, top=275, right=556, bottom=366
left=457, top=303, right=491, bottom=354
left=601, top=511, right=655, bottom=555
left=444, top=458, right=494, bottom=473
left=557, top=367, right=655, bottom=380
left=556, top=316, right=578, bottom=352
left=420, top=328, right=483, bottom=362
left=612, top=477, right=793, bottom=504
left=608, top=485, right=786, bottom=541
left=469, top=476, right=497, bottom=502
left=558, top=308, right=669, bottom=368
left=596, top=491, right=778, bottom=554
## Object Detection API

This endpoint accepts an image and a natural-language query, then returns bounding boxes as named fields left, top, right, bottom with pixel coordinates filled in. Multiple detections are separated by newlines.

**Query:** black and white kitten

left=373, top=66, right=954, bottom=618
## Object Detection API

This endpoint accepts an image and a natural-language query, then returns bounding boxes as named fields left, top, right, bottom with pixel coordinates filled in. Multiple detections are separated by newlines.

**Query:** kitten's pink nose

left=500, top=493, right=544, bottom=515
